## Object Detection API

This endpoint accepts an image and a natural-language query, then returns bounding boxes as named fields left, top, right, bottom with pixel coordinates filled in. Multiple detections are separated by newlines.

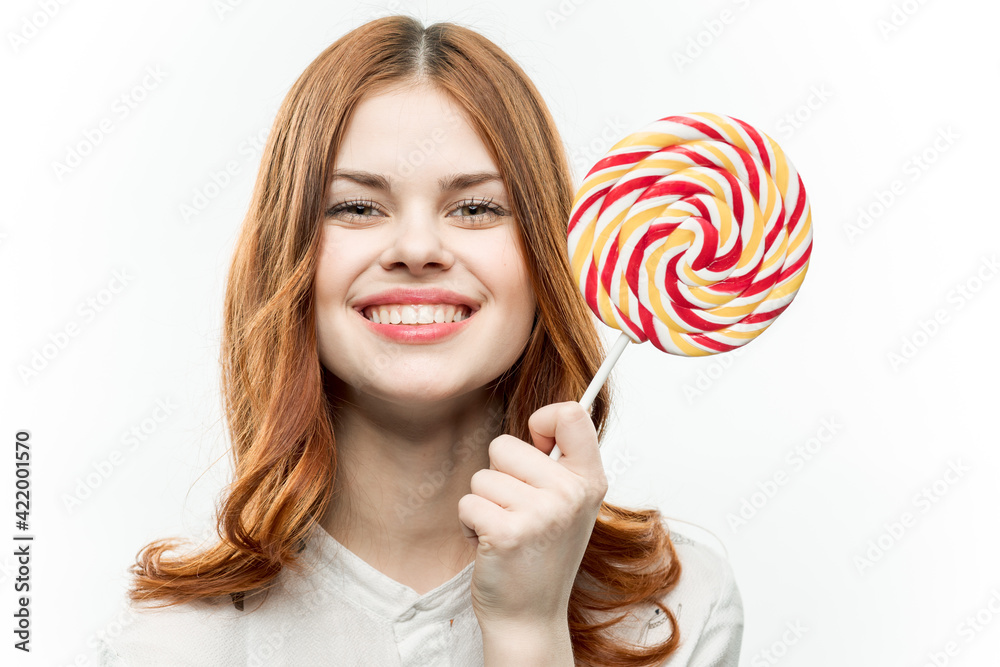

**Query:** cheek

left=313, top=249, right=342, bottom=307
left=313, top=239, right=361, bottom=371
left=510, top=265, right=536, bottom=316
left=496, top=243, right=536, bottom=321
left=314, top=231, right=368, bottom=301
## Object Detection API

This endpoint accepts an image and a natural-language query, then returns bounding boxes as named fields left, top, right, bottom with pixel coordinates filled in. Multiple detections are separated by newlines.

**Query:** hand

left=457, top=401, right=609, bottom=629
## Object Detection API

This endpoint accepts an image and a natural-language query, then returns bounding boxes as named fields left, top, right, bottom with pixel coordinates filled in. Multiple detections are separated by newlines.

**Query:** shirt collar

left=298, top=519, right=476, bottom=625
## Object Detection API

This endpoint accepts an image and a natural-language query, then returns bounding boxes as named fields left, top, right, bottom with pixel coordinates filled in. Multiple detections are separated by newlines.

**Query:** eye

left=450, top=197, right=507, bottom=226
left=324, top=197, right=508, bottom=225
left=325, top=198, right=384, bottom=222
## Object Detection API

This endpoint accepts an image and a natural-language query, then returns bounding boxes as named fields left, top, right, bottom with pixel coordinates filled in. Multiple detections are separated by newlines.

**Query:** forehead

left=334, top=83, right=498, bottom=179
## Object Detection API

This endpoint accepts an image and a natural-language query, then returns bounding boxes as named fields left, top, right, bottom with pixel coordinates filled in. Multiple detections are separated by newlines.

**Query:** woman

left=100, top=14, right=743, bottom=666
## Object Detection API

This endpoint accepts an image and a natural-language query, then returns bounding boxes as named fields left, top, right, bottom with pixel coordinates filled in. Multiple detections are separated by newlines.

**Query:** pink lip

left=356, top=307, right=475, bottom=343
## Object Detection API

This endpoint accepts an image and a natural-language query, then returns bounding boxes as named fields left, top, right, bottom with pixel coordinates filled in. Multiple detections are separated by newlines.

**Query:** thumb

left=527, top=402, right=599, bottom=468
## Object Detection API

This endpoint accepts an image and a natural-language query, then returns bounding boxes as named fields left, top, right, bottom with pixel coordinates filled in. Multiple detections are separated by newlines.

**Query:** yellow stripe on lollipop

left=638, top=157, right=698, bottom=173
left=592, top=206, right=634, bottom=325
left=764, top=135, right=789, bottom=197
left=686, top=285, right=737, bottom=307
left=707, top=301, right=761, bottom=320
left=758, top=227, right=789, bottom=277
left=716, top=328, right=759, bottom=340
left=700, top=141, right=741, bottom=178
left=733, top=201, right=766, bottom=272
left=755, top=169, right=778, bottom=227
left=611, top=131, right=684, bottom=151
left=571, top=168, right=623, bottom=209
left=767, top=259, right=810, bottom=300
left=668, top=328, right=710, bottom=356
left=569, top=218, right=594, bottom=281
left=787, top=206, right=812, bottom=253
left=617, top=273, right=631, bottom=321
left=695, top=112, right=744, bottom=147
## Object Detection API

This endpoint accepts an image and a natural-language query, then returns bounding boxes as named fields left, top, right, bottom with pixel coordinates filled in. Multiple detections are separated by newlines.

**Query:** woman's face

left=314, top=82, right=537, bottom=409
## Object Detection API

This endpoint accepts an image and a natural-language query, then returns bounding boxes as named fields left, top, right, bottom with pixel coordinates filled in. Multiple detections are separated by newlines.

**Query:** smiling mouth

left=360, top=304, right=474, bottom=325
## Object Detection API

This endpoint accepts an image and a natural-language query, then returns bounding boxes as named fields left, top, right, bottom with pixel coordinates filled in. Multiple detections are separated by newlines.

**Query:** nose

left=378, top=209, right=455, bottom=275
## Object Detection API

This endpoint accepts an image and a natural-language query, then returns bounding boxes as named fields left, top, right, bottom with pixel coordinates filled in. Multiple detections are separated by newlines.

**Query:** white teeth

left=416, top=305, right=435, bottom=324
left=364, top=304, right=471, bottom=324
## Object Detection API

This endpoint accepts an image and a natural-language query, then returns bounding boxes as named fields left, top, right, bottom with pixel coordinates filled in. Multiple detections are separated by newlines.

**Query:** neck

left=317, top=377, right=505, bottom=592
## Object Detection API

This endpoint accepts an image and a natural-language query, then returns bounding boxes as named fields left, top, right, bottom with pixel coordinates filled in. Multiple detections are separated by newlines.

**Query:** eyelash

left=324, top=197, right=507, bottom=226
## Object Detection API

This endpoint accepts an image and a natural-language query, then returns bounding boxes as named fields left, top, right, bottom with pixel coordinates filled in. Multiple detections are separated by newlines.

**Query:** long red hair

left=128, top=14, right=682, bottom=665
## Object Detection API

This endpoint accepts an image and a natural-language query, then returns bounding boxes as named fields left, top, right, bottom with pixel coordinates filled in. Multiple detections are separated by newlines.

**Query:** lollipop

left=551, top=112, right=812, bottom=460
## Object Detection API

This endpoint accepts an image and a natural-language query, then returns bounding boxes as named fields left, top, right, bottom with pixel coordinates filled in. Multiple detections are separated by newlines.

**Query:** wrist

left=480, top=618, right=574, bottom=666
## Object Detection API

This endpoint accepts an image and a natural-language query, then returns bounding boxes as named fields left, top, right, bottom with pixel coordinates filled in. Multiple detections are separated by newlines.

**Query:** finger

left=527, top=402, right=601, bottom=472
left=457, top=492, right=508, bottom=547
left=469, top=467, right=533, bottom=511
left=487, top=434, right=565, bottom=490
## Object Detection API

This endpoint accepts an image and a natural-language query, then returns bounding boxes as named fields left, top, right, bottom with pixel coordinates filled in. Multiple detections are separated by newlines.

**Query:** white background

left=2, top=0, right=999, bottom=665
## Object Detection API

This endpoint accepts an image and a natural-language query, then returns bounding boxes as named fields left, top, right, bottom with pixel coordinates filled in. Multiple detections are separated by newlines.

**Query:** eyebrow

left=330, top=169, right=503, bottom=192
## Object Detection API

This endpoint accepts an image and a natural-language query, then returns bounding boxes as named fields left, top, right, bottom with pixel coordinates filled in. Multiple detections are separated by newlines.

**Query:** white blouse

left=98, top=522, right=743, bottom=666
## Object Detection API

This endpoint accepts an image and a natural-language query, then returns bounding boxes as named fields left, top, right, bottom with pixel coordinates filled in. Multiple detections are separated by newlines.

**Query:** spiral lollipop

left=551, top=112, right=812, bottom=460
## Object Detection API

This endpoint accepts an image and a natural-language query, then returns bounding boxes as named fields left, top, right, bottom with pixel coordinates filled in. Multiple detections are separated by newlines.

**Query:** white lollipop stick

left=549, top=331, right=633, bottom=461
